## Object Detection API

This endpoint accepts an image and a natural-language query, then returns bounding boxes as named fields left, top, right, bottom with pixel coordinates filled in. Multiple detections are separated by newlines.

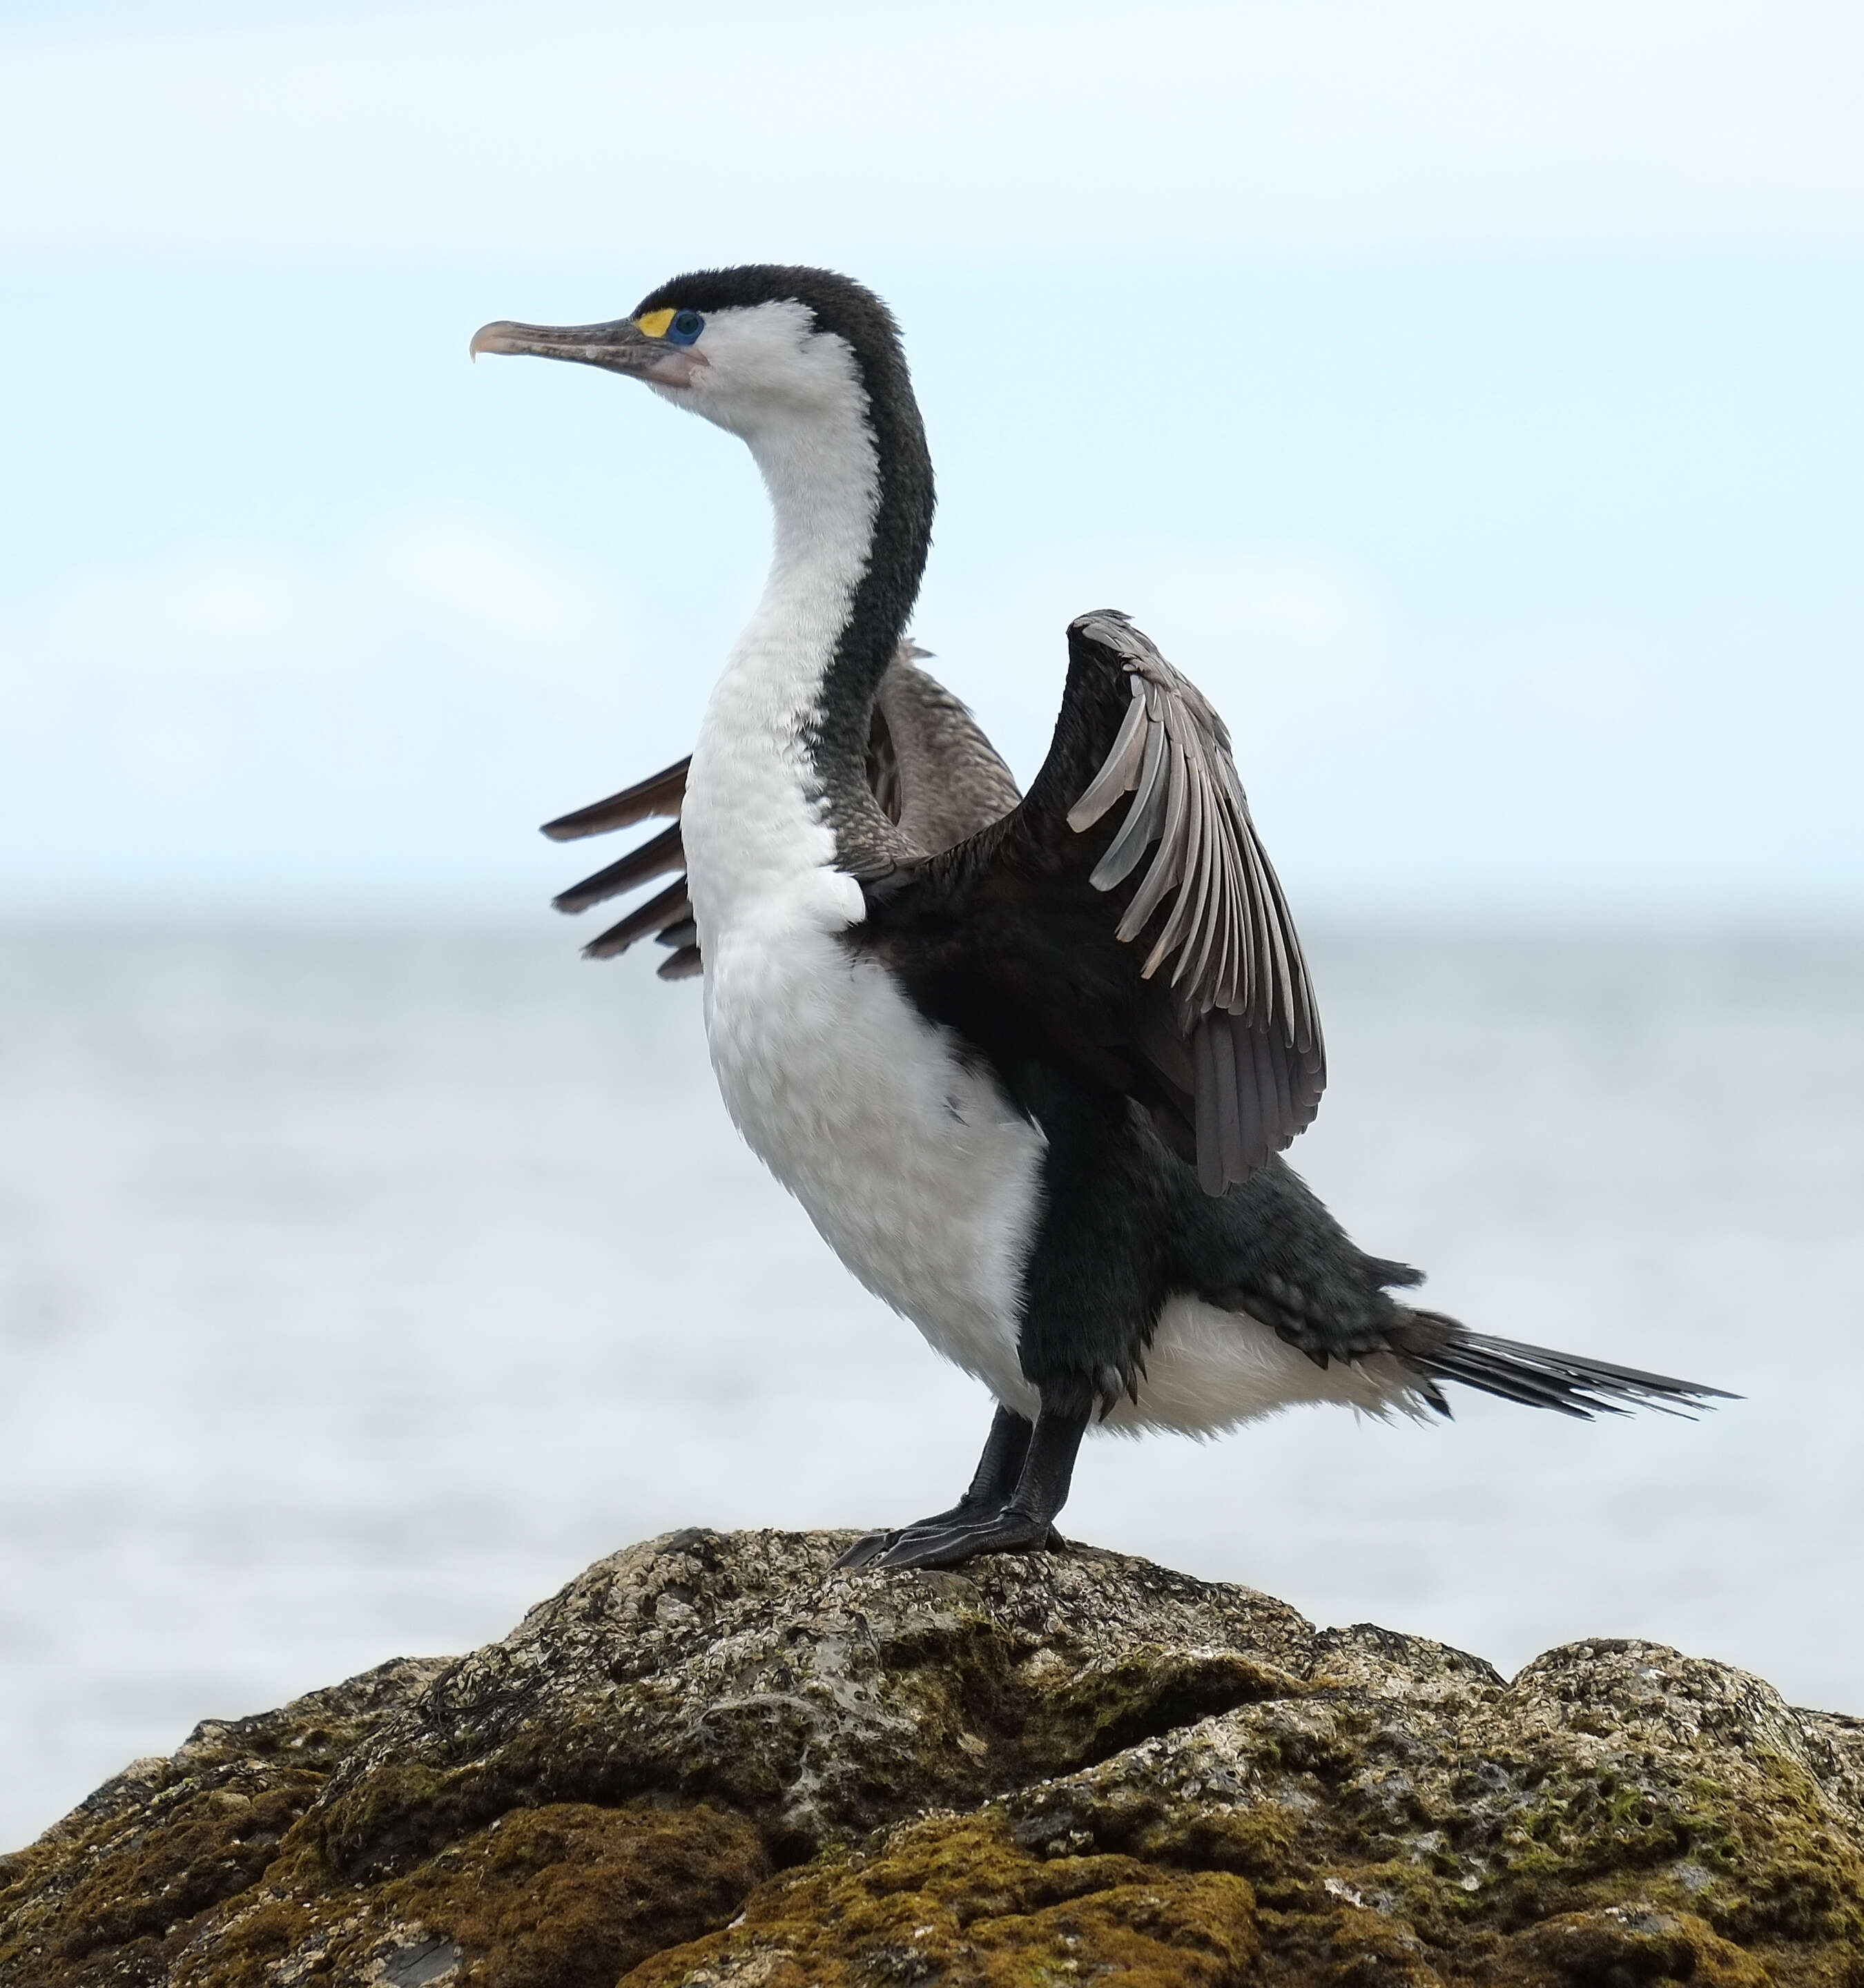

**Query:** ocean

left=1, top=922, right=1859, bottom=1849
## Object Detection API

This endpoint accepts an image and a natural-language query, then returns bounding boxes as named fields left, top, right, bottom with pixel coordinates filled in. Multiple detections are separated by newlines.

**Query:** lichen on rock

left=2, top=1529, right=1859, bottom=1985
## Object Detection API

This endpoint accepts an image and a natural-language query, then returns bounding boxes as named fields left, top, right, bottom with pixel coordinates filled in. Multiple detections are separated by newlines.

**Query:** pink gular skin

left=641, top=347, right=710, bottom=389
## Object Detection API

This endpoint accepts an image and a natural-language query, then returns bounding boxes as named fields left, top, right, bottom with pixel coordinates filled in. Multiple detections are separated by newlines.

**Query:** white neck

left=680, top=368, right=882, bottom=935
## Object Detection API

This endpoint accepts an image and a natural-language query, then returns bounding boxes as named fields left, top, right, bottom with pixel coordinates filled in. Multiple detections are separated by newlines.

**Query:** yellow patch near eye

left=635, top=309, right=677, bottom=339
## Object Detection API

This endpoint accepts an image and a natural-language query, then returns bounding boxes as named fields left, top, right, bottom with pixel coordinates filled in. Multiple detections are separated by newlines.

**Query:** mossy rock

left=625, top=1811, right=1261, bottom=1987
left=2, top=1529, right=1859, bottom=1985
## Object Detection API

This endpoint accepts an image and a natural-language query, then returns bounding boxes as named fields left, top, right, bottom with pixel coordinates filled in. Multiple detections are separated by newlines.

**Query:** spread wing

left=541, top=755, right=700, bottom=976
left=541, top=645, right=1019, bottom=977
left=866, top=610, right=1324, bottom=1194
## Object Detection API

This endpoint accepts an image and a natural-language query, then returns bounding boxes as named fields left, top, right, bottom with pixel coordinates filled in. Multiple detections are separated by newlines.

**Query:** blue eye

left=667, top=311, right=705, bottom=347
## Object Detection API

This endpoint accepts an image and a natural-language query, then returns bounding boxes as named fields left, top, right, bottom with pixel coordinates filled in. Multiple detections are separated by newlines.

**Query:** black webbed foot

left=862, top=1501, right=1055, bottom=1570
left=835, top=1398, right=1088, bottom=1575
left=836, top=1511, right=1069, bottom=1570
left=835, top=1404, right=1037, bottom=1570
left=833, top=1510, right=972, bottom=1570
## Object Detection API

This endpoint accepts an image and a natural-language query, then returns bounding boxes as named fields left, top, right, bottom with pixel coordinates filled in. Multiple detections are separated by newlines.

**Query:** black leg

left=962, top=1405, right=1035, bottom=1504
left=841, top=1397, right=1090, bottom=1573
left=835, top=1406, right=1033, bottom=1570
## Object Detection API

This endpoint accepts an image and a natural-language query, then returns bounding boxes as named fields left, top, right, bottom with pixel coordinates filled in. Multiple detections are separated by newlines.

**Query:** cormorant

left=472, top=266, right=1727, bottom=1572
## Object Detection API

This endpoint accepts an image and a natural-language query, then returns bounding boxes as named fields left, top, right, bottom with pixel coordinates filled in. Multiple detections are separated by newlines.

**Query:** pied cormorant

left=471, top=267, right=1727, bottom=1572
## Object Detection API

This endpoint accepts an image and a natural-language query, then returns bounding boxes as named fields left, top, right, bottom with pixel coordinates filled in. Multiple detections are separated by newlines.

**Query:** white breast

left=699, top=893, right=1048, bottom=1410
left=681, top=609, right=1046, bottom=1412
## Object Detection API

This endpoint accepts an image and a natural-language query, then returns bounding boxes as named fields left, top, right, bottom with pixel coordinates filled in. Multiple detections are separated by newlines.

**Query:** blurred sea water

left=1, top=921, right=1860, bottom=1849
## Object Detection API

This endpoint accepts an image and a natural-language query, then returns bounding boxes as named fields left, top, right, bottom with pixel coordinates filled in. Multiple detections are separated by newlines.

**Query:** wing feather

left=552, top=823, right=685, bottom=915
left=1143, top=745, right=1202, bottom=976
left=584, top=879, right=691, bottom=960
left=1115, top=737, right=1187, bottom=942
left=541, top=757, right=689, bottom=841
left=1067, top=685, right=1150, bottom=830
left=1089, top=715, right=1168, bottom=890
left=1209, top=1013, right=1244, bottom=1194
left=1063, top=610, right=1326, bottom=1189
left=1192, top=1020, right=1221, bottom=1187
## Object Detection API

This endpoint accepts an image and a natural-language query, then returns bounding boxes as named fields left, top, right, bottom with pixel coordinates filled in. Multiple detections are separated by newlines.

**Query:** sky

left=1, top=0, right=1861, bottom=918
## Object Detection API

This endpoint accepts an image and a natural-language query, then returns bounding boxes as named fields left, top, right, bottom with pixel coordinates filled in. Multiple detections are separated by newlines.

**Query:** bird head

left=470, top=264, right=911, bottom=450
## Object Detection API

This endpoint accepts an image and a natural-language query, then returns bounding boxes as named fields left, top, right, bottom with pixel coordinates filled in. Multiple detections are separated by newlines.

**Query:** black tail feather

left=1395, top=1313, right=1735, bottom=1422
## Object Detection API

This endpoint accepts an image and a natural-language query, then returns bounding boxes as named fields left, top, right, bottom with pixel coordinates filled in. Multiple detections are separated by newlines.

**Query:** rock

left=1, top=1529, right=1859, bottom=1986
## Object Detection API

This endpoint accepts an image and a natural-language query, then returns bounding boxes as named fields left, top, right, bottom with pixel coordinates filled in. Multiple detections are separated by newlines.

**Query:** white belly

left=700, top=881, right=1048, bottom=1412
left=1097, top=1295, right=1426, bottom=1438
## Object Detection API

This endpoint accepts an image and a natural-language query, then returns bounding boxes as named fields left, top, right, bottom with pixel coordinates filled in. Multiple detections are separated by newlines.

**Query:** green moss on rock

left=623, top=1812, right=1261, bottom=1987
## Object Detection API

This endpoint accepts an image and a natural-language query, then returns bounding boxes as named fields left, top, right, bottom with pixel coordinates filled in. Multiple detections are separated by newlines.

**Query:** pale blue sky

left=3, top=1, right=1860, bottom=916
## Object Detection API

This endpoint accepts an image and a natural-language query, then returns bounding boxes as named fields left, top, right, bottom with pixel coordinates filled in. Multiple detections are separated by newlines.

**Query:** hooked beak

left=469, top=318, right=708, bottom=389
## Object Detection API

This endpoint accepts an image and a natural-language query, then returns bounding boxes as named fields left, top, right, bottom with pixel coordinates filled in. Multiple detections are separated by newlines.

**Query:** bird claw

left=833, top=1530, right=897, bottom=1570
